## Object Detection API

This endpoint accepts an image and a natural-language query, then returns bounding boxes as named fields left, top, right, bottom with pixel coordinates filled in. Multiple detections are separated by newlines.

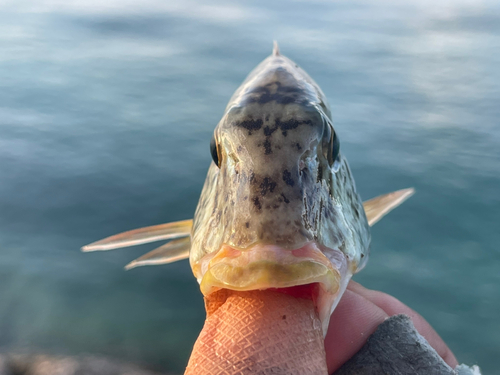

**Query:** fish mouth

left=192, top=242, right=350, bottom=335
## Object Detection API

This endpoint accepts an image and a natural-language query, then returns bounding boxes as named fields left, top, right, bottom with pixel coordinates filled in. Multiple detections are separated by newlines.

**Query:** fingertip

left=346, top=281, right=459, bottom=368
left=346, top=279, right=364, bottom=291
left=324, top=289, right=388, bottom=374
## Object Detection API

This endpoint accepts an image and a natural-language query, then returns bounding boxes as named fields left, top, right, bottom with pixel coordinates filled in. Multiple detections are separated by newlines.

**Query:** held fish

left=83, top=43, right=414, bottom=374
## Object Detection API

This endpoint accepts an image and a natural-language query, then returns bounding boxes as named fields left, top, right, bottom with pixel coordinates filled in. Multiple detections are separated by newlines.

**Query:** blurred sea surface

left=0, top=0, right=499, bottom=373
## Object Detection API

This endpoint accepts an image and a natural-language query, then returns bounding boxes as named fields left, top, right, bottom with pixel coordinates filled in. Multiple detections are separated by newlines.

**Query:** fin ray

left=273, top=41, right=280, bottom=56
left=81, top=219, right=193, bottom=252
left=363, top=188, right=415, bottom=226
left=125, top=237, right=191, bottom=270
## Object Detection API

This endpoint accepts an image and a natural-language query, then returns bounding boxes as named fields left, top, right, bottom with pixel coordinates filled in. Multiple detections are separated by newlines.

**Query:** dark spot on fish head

left=252, top=197, right=262, bottom=211
left=263, top=139, right=272, bottom=155
left=260, top=177, right=277, bottom=196
left=282, top=169, right=295, bottom=187
left=281, top=193, right=290, bottom=204
left=263, top=126, right=275, bottom=137
left=234, top=118, right=263, bottom=135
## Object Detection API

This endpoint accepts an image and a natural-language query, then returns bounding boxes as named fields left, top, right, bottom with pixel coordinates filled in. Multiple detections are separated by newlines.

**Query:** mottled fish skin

left=190, top=51, right=370, bottom=278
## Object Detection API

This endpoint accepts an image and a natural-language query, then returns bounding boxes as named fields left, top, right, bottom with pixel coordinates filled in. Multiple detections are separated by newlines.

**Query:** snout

left=191, top=242, right=350, bottom=335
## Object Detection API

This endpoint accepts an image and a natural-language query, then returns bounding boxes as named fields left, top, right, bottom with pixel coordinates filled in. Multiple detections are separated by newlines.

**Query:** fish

left=82, top=42, right=414, bottom=374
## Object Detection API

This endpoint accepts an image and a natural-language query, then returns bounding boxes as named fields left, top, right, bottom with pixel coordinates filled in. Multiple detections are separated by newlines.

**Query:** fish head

left=190, top=53, right=370, bottom=333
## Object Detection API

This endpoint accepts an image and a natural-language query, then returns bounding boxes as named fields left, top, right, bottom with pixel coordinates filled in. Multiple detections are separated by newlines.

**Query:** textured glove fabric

left=185, top=289, right=328, bottom=375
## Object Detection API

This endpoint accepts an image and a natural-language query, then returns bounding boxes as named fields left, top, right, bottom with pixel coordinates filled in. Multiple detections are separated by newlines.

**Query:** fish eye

left=210, top=134, right=221, bottom=168
left=330, top=131, right=340, bottom=165
left=322, top=123, right=340, bottom=167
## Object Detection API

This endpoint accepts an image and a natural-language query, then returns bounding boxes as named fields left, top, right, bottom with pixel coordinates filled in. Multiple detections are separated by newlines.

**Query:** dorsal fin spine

left=272, top=41, right=280, bottom=56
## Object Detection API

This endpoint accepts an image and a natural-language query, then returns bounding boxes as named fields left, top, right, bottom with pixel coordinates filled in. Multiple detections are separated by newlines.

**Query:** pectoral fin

left=363, top=188, right=415, bottom=226
left=81, top=219, right=192, bottom=252
left=124, top=236, right=191, bottom=270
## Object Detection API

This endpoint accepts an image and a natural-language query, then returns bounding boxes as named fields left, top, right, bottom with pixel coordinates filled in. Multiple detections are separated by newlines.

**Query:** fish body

left=82, top=44, right=414, bottom=374
left=190, top=46, right=371, bottom=331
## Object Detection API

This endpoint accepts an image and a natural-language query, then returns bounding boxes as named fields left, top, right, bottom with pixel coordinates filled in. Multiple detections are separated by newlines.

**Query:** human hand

left=324, top=280, right=458, bottom=374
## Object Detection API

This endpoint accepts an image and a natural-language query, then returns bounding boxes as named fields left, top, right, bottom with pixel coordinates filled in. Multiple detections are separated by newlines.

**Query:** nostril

left=299, top=160, right=306, bottom=171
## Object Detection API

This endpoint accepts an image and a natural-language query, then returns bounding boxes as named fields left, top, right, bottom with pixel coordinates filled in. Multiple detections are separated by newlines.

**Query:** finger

left=347, top=280, right=458, bottom=368
left=324, top=288, right=388, bottom=373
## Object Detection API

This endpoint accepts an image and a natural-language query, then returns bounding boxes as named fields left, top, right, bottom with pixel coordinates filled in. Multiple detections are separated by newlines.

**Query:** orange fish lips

left=192, top=242, right=350, bottom=335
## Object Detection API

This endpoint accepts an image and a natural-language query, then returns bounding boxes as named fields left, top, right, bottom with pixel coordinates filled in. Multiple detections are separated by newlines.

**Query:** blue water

left=1, top=1, right=499, bottom=373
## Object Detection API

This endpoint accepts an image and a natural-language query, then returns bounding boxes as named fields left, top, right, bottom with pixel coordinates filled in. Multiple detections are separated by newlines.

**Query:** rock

left=1, top=315, right=482, bottom=375
left=334, top=314, right=481, bottom=375
left=0, top=353, right=171, bottom=375
left=0, top=354, right=10, bottom=375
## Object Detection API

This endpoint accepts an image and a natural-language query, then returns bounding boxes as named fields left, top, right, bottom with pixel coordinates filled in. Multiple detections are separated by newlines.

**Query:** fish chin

left=193, top=242, right=352, bottom=335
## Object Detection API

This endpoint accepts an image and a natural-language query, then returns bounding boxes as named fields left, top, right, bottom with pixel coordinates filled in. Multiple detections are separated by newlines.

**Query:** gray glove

left=334, top=314, right=481, bottom=375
